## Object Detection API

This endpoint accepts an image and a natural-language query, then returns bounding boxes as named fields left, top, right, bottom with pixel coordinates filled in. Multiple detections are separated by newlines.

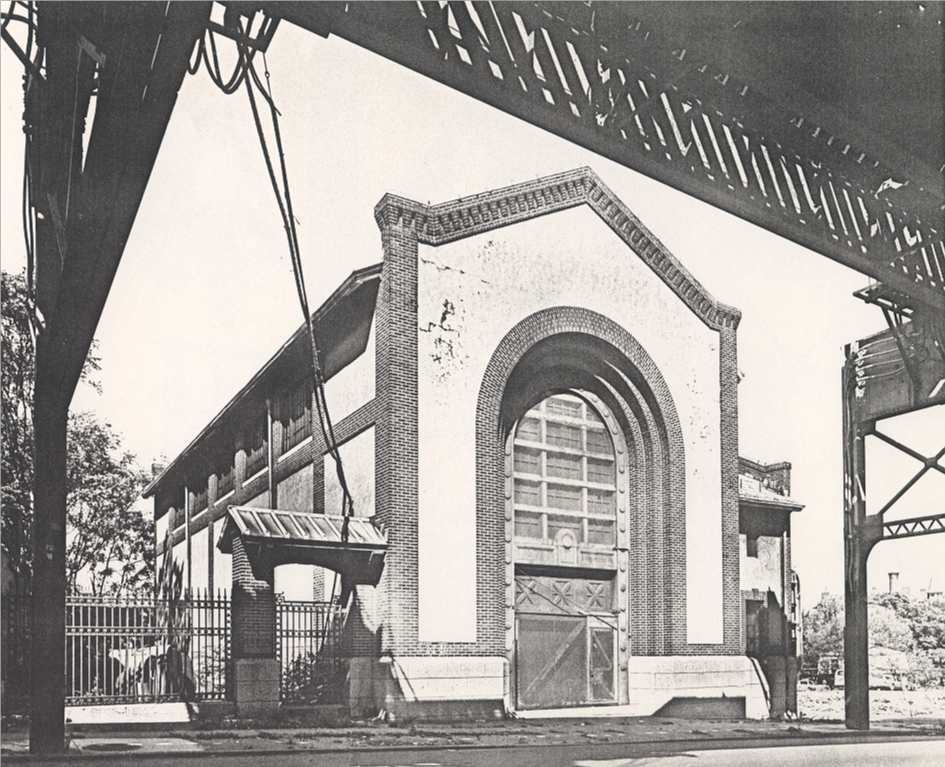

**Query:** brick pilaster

left=231, top=534, right=275, bottom=659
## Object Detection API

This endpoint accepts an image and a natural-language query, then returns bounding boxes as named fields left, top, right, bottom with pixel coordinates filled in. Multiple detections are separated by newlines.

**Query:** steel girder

left=882, top=513, right=945, bottom=542
left=260, top=1, right=945, bottom=311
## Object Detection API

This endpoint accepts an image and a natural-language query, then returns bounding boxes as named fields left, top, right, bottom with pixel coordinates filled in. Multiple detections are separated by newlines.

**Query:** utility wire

left=194, top=16, right=355, bottom=626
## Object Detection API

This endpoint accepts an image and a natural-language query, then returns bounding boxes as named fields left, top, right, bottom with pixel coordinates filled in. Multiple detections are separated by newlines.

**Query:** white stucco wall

left=213, top=549, right=231, bottom=595
left=189, top=526, right=209, bottom=592
left=740, top=534, right=784, bottom=598
left=324, top=426, right=375, bottom=520
left=415, top=205, right=724, bottom=645
left=155, top=511, right=169, bottom=544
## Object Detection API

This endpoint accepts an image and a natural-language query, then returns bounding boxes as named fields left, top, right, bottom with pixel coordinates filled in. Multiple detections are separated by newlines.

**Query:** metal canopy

left=268, top=1, right=945, bottom=310
left=218, top=506, right=387, bottom=585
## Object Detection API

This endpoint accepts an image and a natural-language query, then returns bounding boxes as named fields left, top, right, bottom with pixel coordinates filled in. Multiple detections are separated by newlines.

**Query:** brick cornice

left=374, top=167, right=741, bottom=331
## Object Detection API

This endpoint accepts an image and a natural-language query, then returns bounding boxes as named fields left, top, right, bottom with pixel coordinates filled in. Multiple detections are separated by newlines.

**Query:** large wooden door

left=515, top=612, right=616, bottom=709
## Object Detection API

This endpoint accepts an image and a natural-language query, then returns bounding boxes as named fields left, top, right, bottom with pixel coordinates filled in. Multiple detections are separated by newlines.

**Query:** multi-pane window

left=216, top=455, right=235, bottom=497
left=281, top=382, right=312, bottom=453
left=244, top=411, right=268, bottom=478
left=192, top=483, right=208, bottom=514
left=512, top=394, right=618, bottom=549
left=585, top=428, right=614, bottom=456
left=546, top=421, right=582, bottom=451
left=168, top=487, right=186, bottom=533
left=516, top=417, right=542, bottom=443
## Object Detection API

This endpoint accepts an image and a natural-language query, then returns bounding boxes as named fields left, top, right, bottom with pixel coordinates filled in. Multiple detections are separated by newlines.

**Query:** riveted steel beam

left=882, top=513, right=945, bottom=541
left=264, top=1, right=945, bottom=311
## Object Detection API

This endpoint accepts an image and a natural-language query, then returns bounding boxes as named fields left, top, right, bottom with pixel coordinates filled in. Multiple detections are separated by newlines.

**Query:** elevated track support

left=841, top=308, right=945, bottom=730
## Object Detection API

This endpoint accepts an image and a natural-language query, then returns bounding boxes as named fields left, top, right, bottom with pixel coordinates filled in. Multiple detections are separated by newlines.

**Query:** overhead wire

left=194, top=14, right=355, bottom=622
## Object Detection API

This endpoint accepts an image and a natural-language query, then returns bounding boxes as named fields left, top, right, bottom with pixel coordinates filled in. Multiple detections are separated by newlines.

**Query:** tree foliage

left=65, top=412, right=153, bottom=595
left=1, top=269, right=152, bottom=595
left=803, top=590, right=945, bottom=685
left=802, top=592, right=843, bottom=665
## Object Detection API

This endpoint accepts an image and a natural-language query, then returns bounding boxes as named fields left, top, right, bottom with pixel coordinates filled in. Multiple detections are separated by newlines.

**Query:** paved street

left=10, top=736, right=945, bottom=766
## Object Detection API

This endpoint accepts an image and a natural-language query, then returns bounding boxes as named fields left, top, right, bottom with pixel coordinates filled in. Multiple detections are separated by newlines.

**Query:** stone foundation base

left=624, top=655, right=769, bottom=719
left=757, top=656, right=798, bottom=717
left=233, top=658, right=280, bottom=717
left=345, top=654, right=768, bottom=720
left=347, top=656, right=506, bottom=720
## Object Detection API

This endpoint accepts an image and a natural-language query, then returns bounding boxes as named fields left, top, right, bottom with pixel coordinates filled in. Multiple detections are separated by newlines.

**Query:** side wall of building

left=152, top=317, right=378, bottom=603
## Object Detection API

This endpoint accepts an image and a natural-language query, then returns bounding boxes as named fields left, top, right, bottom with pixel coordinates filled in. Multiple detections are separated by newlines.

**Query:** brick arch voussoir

left=475, top=306, right=688, bottom=660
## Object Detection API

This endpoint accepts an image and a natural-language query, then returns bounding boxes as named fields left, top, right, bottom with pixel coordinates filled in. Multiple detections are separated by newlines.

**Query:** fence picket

left=1, top=591, right=231, bottom=710
left=275, top=597, right=345, bottom=703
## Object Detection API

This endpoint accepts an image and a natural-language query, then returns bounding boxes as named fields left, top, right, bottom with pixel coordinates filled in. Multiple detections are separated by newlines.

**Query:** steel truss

left=257, top=1, right=945, bottom=311
left=882, top=513, right=945, bottom=542
left=5, top=0, right=944, bottom=753
left=842, top=309, right=945, bottom=730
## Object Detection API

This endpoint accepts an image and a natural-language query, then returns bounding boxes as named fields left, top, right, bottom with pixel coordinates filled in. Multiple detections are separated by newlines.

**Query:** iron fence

left=276, top=597, right=346, bottom=703
left=1, top=587, right=31, bottom=713
left=2, top=590, right=229, bottom=710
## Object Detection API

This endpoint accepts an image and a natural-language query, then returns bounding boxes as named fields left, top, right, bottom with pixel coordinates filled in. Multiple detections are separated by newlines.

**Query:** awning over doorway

left=218, top=506, right=387, bottom=586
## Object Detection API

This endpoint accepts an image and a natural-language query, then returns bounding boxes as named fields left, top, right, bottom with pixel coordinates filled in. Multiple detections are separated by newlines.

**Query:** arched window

left=512, top=393, right=617, bottom=554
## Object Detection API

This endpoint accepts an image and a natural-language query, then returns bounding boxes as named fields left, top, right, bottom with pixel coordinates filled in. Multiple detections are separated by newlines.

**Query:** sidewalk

left=2, top=714, right=943, bottom=760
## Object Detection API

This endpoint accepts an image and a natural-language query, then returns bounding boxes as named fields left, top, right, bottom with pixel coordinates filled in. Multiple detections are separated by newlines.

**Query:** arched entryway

left=476, top=307, right=686, bottom=710
left=510, top=391, right=627, bottom=708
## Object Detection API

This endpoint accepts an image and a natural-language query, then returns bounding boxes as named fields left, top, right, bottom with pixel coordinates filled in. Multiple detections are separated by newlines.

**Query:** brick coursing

left=158, top=167, right=745, bottom=674
left=231, top=534, right=275, bottom=659
left=372, top=167, right=743, bottom=661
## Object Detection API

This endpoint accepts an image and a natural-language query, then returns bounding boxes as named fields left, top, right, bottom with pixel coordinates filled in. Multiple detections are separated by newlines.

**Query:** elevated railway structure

left=2, top=0, right=942, bottom=751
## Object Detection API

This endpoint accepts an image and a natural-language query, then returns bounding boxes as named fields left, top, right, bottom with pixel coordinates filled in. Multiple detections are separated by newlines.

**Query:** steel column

left=28, top=376, right=68, bottom=752
left=842, top=351, right=871, bottom=730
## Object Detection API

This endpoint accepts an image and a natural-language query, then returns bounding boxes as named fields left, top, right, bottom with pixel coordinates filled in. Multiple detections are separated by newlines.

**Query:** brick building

left=144, top=168, right=802, bottom=719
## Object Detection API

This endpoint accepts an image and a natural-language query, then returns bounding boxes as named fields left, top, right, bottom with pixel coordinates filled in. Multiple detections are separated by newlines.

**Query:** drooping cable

left=194, top=13, right=355, bottom=634
left=238, top=35, right=352, bottom=626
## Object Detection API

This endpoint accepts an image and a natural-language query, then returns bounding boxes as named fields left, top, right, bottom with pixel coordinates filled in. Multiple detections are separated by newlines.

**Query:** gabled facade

left=146, top=168, right=801, bottom=719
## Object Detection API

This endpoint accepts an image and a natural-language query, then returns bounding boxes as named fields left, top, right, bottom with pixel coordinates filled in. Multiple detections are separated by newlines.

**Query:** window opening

left=512, top=394, right=618, bottom=549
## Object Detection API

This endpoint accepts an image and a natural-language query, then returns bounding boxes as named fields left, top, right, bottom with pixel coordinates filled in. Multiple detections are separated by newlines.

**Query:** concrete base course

left=233, top=658, right=280, bottom=718
left=347, top=656, right=506, bottom=720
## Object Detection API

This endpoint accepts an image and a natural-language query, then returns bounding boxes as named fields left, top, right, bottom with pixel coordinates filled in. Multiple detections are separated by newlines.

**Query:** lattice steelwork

left=302, top=1, right=945, bottom=310
left=883, top=513, right=945, bottom=542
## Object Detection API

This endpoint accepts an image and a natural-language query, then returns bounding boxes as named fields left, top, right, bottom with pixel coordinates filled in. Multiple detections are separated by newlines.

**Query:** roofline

left=739, top=494, right=805, bottom=513
left=373, top=166, right=741, bottom=331
left=142, top=263, right=382, bottom=498
left=739, top=456, right=792, bottom=472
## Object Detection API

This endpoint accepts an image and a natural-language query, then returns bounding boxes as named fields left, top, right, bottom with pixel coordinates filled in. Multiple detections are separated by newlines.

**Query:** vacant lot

left=799, top=686, right=945, bottom=722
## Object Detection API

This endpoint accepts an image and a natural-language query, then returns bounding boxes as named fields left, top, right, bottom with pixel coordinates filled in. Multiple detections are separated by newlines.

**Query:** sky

left=1, top=19, right=942, bottom=603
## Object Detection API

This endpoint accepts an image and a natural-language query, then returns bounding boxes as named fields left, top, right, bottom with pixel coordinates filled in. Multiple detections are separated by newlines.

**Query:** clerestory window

left=512, top=394, right=617, bottom=549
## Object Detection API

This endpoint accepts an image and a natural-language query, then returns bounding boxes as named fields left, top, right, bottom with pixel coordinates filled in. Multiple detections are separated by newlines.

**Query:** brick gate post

left=230, top=534, right=279, bottom=715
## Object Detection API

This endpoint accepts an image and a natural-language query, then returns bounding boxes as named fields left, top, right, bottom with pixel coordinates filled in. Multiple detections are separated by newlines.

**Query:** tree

left=911, top=597, right=945, bottom=654
left=802, top=592, right=843, bottom=664
left=868, top=602, right=913, bottom=652
left=65, top=413, right=153, bottom=595
left=2, top=269, right=152, bottom=595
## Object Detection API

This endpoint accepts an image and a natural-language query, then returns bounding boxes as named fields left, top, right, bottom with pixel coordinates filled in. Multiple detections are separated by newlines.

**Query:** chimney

left=888, top=571, right=900, bottom=593
left=151, top=461, right=166, bottom=480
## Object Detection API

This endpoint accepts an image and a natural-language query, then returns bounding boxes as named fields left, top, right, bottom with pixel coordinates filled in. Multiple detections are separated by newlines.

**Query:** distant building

left=144, top=168, right=802, bottom=719
left=738, top=458, right=804, bottom=715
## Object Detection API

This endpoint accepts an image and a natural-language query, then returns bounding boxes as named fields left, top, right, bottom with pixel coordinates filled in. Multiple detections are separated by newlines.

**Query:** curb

left=3, top=728, right=942, bottom=762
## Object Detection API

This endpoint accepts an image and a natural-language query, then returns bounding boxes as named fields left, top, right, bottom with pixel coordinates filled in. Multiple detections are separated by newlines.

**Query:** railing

left=2, top=590, right=229, bottom=710
left=1, top=588, right=32, bottom=713
left=276, top=597, right=346, bottom=704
